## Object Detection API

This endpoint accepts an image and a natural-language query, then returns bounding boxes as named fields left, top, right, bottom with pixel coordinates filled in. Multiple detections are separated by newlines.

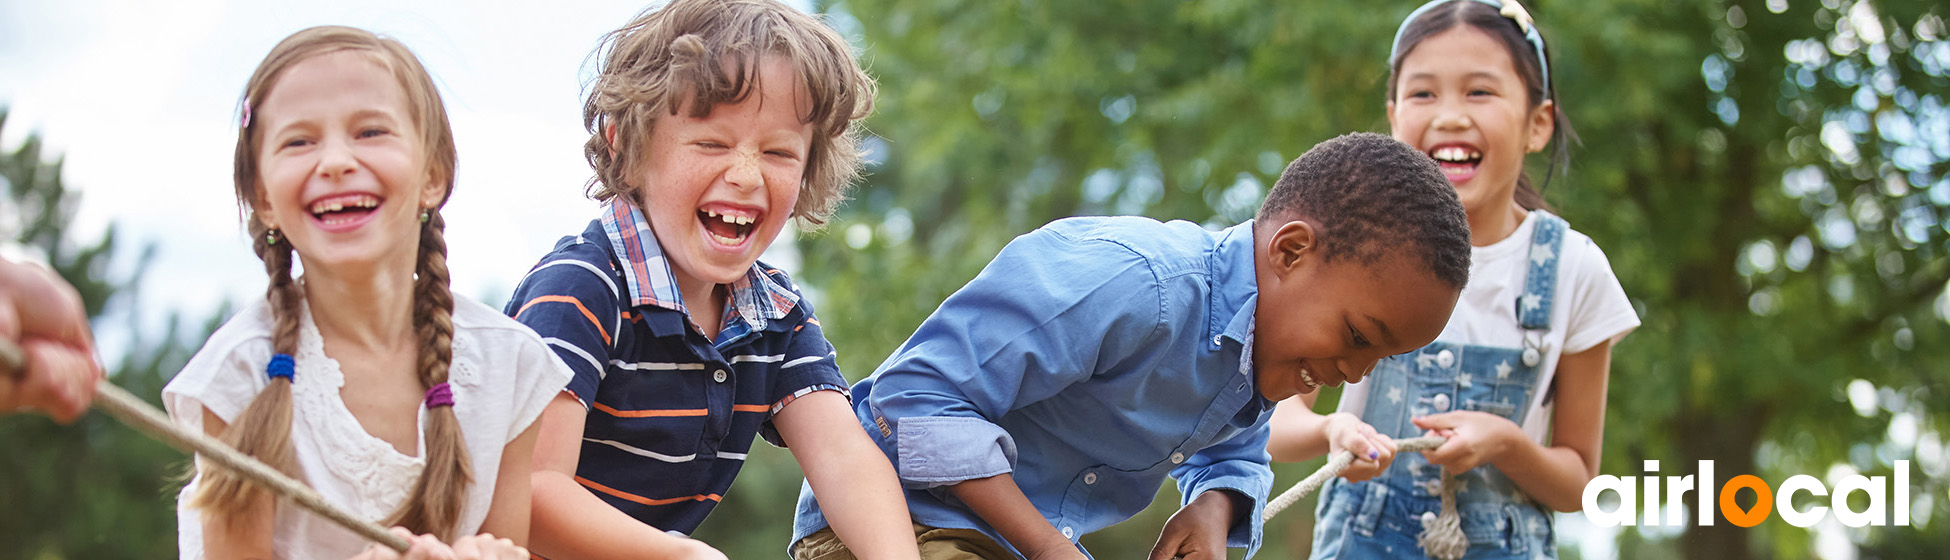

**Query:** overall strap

left=1516, top=212, right=1568, bottom=331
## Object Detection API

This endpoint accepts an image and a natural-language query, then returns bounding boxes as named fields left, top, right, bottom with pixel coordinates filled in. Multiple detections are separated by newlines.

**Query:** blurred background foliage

left=6, top=0, right=1950, bottom=558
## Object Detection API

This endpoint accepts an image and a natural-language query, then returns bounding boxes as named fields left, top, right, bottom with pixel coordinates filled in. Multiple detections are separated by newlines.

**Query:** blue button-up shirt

left=793, top=216, right=1276, bottom=558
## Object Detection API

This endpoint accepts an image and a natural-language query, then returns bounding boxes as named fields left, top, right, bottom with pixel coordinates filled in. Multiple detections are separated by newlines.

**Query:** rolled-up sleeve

left=1173, top=422, right=1274, bottom=556
left=864, top=228, right=1166, bottom=488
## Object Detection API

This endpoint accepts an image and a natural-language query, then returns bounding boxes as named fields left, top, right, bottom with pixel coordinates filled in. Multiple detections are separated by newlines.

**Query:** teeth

left=1432, top=146, right=1480, bottom=162
left=704, top=210, right=755, bottom=226
left=1300, top=366, right=1321, bottom=389
left=309, top=195, right=377, bottom=214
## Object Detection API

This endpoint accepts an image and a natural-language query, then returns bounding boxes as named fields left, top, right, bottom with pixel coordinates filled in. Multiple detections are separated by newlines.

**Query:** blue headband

left=1390, top=0, right=1551, bottom=89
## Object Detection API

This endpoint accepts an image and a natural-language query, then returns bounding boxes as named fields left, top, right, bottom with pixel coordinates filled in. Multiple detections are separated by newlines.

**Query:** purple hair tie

left=424, top=382, right=455, bottom=409
left=266, top=353, right=295, bottom=380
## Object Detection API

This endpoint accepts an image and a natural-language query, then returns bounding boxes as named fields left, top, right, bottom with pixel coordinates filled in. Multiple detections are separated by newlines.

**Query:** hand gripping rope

left=1261, top=435, right=1468, bottom=560
left=0, top=338, right=412, bottom=553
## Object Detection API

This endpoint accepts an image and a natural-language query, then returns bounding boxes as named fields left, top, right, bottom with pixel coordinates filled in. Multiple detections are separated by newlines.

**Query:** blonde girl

left=163, top=26, right=568, bottom=560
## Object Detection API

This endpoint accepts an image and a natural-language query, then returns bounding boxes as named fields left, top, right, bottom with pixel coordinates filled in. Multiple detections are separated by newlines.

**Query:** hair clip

left=1499, top=0, right=1535, bottom=34
left=241, top=101, right=253, bottom=129
left=424, top=382, right=454, bottom=409
left=266, top=353, right=295, bottom=380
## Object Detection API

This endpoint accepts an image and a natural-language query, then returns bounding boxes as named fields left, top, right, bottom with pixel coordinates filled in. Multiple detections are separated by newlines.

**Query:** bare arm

left=946, top=474, right=1083, bottom=560
left=476, top=408, right=544, bottom=545
left=199, top=407, right=276, bottom=560
left=1491, top=342, right=1611, bottom=511
left=775, top=391, right=919, bottom=560
left=526, top=393, right=725, bottom=560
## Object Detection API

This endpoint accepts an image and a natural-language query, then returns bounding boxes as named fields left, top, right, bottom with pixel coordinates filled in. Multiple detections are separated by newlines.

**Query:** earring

left=265, top=228, right=281, bottom=245
left=420, top=208, right=430, bottom=223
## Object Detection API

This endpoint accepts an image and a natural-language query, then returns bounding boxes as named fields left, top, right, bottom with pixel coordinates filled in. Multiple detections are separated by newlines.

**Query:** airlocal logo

left=1582, top=460, right=1912, bottom=528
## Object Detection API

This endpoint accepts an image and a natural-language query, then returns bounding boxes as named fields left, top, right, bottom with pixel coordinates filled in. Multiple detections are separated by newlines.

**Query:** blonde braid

left=189, top=221, right=306, bottom=526
left=385, top=209, right=472, bottom=538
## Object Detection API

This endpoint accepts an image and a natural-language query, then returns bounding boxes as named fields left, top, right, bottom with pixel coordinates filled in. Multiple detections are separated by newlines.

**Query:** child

left=504, top=1, right=919, bottom=558
left=1267, top=2, right=1639, bottom=558
left=790, top=132, right=1474, bottom=560
left=163, top=26, right=568, bottom=560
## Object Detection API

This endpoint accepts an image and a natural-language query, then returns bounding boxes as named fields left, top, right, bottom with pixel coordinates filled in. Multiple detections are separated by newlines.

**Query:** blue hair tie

left=1390, top=0, right=1551, bottom=89
left=266, top=353, right=295, bottom=380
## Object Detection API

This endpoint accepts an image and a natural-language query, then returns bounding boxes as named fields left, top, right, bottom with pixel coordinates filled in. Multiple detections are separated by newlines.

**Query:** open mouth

left=308, top=194, right=381, bottom=226
left=698, top=207, right=759, bottom=247
left=1429, top=145, right=1482, bottom=183
left=1300, top=363, right=1323, bottom=391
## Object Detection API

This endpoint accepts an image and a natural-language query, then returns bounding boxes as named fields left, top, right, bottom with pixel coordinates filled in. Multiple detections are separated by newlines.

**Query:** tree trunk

left=1676, top=403, right=1768, bottom=560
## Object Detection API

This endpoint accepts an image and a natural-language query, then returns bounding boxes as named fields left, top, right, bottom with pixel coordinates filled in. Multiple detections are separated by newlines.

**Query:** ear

left=1386, top=99, right=1399, bottom=133
left=1526, top=99, right=1556, bottom=154
left=604, top=123, right=619, bottom=159
left=1268, top=219, right=1319, bottom=277
left=249, top=181, right=278, bottom=231
left=420, top=174, right=449, bottom=211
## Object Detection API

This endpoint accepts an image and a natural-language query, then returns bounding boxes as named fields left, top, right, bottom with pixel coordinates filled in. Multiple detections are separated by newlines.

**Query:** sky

left=0, top=0, right=807, bottom=356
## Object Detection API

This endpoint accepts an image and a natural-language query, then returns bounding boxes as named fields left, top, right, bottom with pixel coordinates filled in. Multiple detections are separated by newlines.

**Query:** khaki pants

left=791, top=523, right=1018, bottom=560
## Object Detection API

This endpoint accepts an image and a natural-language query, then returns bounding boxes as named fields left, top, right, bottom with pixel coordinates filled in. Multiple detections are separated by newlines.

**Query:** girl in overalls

left=1268, top=1, right=1639, bottom=558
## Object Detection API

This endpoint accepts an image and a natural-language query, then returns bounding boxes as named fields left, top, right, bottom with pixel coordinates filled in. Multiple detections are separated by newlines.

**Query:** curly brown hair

left=583, top=0, right=876, bottom=227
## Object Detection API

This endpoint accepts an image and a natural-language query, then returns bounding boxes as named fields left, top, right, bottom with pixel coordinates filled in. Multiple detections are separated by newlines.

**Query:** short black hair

left=1255, top=132, right=1471, bottom=289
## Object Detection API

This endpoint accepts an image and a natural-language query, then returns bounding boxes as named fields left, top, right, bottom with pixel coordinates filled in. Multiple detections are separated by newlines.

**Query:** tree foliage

left=0, top=109, right=210, bottom=559
left=745, top=1, right=1950, bottom=558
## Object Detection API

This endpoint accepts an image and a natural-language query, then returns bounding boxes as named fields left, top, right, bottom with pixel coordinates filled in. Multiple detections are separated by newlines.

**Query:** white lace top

left=163, top=294, right=571, bottom=560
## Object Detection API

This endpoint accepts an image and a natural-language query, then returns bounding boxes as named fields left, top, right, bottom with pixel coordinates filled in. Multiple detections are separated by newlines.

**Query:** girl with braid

left=163, top=26, right=570, bottom=560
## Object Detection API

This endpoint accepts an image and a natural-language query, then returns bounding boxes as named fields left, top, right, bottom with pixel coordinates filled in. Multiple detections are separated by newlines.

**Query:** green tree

left=725, top=1, right=1950, bottom=558
left=0, top=109, right=211, bottom=559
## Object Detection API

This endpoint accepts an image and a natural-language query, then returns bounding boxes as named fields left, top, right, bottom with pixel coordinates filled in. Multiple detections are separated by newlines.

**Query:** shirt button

left=1421, top=511, right=1438, bottom=524
left=1170, top=453, right=1186, bottom=464
left=1523, top=347, right=1543, bottom=367
left=1436, top=349, right=1455, bottom=368
left=1432, top=393, right=1451, bottom=412
left=712, top=369, right=728, bottom=383
left=1084, top=472, right=1098, bottom=485
left=1061, top=526, right=1075, bottom=539
left=1212, top=335, right=1223, bottom=346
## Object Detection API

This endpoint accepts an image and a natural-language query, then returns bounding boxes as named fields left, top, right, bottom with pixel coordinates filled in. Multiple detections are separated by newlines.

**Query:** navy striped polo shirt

left=506, top=200, right=847, bottom=535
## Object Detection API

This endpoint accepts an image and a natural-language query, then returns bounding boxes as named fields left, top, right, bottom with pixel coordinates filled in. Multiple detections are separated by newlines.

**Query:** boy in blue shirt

left=791, top=132, right=1473, bottom=559
left=507, top=1, right=920, bottom=558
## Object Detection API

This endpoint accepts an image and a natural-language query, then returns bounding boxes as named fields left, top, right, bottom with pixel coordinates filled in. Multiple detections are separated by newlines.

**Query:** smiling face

left=1251, top=219, right=1459, bottom=401
left=1388, top=25, right=1553, bottom=218
left=250, top=50, right=442, bottom=279
left=632, top=56, right=813, bottom=302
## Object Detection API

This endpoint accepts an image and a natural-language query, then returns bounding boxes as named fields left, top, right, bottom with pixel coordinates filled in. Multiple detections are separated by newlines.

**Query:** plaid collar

left=599, top=199, right=800, bottom=332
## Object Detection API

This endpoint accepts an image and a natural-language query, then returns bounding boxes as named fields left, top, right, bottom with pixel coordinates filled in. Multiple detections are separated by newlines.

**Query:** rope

left=1, top=338, right=411, bottom=553
left=1262, top=435, right=1467, bottom=560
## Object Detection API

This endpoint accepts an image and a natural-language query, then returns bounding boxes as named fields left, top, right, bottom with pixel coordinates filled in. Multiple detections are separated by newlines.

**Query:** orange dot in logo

left=1720, top=475, right=1773, bottom=527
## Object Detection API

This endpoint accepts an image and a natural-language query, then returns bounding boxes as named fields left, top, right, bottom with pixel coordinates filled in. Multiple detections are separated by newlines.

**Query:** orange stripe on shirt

left=731, top=404, right=769, bottom=413
left=592, top=402, right=707, bottom=418
left=575, top=476, right=722, bottom=506
left=516, top=295, right=612, bottom=346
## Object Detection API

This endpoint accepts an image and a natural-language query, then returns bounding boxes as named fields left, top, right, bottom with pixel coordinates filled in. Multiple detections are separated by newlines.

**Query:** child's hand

left=1147, top=490, right=1235, bottom=560
left=350, top=528, right=460, bottom=560
left=1413, top=411, right=1520, bottom=474
left=450, top=533, right=527, bottom=560
left=666, top=537, right=729, bottom=560
left=1324, top=413, right=1395, bottom=482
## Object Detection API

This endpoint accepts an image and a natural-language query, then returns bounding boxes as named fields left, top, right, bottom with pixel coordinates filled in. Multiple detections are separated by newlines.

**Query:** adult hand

left=1324, top=412, right=1396, bottom=482
left=1147, top=490, right=1235, bottom=560
left=1413, top=411, right=1522, bottom=475
left=0, top=259, right=101, bottom=422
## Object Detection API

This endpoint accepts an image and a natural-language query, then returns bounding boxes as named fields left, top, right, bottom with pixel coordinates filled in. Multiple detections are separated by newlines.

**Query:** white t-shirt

left=164, top=294, right=571, bottom=560
left=1337, top=210, right=1640, bottom=443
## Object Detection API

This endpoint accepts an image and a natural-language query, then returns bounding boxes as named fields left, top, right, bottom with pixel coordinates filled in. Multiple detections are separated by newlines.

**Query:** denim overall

left=1311, top=213, right=1566, bottom=560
